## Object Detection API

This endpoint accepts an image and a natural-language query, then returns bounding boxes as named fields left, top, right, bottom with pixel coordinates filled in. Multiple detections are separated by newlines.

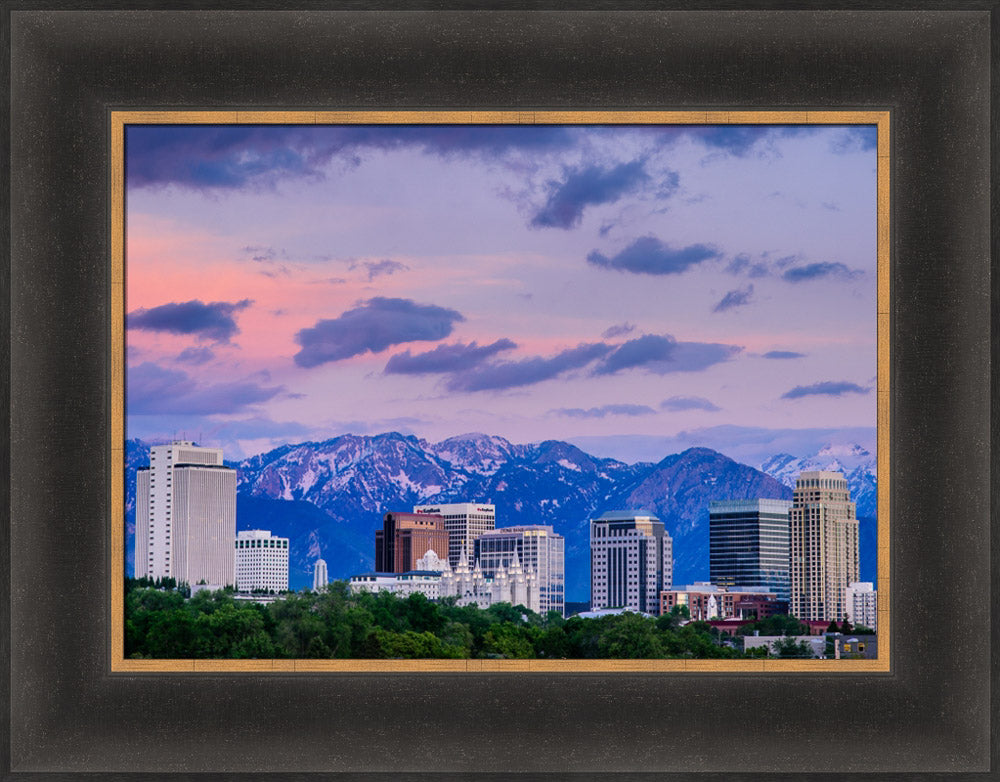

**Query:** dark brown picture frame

left=4, top=3, right=995, bottom=778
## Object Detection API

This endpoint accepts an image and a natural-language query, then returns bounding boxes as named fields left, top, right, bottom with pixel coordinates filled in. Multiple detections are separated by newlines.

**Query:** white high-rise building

left=313, top=558, right=329, bottom=591
left=135, top=441, right=236, bottom=587
left=235, top=529, right=289, bottom=593
left=845, top=581, right=877, bottom=631
left=474, top=525, right=565, bottom=616
left=590, top=510, right=672, bottom=615
left=412, top=502, right=496, bottom=568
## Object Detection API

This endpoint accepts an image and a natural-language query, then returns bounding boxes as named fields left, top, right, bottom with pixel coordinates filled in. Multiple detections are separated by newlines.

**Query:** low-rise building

left=660, top=582, right=780, bottom=620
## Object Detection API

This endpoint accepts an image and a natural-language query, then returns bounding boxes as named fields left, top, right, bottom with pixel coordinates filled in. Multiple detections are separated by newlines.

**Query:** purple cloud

left=782, top=381, right=871, bottom=399
left=127, top=299, right=252, bottom=343
left=353, top=259, right=410, bottom=281
left=602, top=322, right=636, bottom=339
left=763, top=350, right=805, bottom=360
left=293, top=297, right=464, bottom=368
left=447, top=343, right=612, bottom=392
left=176, top=346, right=216, bottom=365
left=713, top=285, right=754, bottom=312
left=555, top=404, right=657, bottom=419
left=661, top=396, right=721, bottom=412
left=595, top=334, right=741, bottom=376
left=531, top=161, right=651, bottom=229
left=782, top=262, right=863, bottom=283
left=385, top=339, right=517, bottom=375
left=587, top=236, right=720, bottom=275
left=128, top=362, right=284, bottom=415
left=126, top=125, right=576, bottom=190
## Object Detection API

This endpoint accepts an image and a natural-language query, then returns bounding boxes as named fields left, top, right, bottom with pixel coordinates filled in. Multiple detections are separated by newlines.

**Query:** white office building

left=234, top=529, right=289, bottom=593
left=135, top=441, right=236, bottom=587
left=412, top=501, right=496, bottom=568
left=313, top=558, right=329, bottom=591
left=845, top=581, right=877, bottom=631
left=474, top=525, right=565, bottom=616
left=590, top=510, right=672, bottom=616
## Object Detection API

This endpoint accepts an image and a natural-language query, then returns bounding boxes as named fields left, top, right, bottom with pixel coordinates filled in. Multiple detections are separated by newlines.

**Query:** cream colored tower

left=789, top=470, right=860, bottom=623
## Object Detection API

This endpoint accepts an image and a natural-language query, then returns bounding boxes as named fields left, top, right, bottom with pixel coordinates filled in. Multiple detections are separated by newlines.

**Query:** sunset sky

left=126, top=123, right=877, bottom=463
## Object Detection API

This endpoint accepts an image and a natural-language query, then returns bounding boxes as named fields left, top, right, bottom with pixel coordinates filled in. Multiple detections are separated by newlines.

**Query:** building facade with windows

left=845, top=581, right=877, bottom=631
left=789, top=470, right=860, bottom=623
left=235, top=529, right=289, bottom=592
left=375, top=511, right=450, bottom=573
left=590, top=510, right=672, bottom=616
left=709, top=498, right=792, bottom=602
left=135, top=441, right=236, bottom=587
left=412, top=502, right=496, bottom=568
left=474, top=525, right=565, bottom=616
left=659, top=583, right=781, bottom=621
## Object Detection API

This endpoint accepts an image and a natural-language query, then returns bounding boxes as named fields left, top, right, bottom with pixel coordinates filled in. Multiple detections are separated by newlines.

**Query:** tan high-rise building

left=789, top=470, right=859, bottom=623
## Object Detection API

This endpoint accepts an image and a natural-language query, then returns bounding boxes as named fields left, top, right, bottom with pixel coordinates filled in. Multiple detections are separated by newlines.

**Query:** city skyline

left=126, top=123, right=877, bottom=461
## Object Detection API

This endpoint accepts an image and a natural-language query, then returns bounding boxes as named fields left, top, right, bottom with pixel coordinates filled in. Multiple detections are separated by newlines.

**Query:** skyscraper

left=375, top=511, right=449, bottom=573
left=474, top=525, right=565, bottom=616
left=590, top=510, right=672, bottom=615
left=135, top=441, right=236, bottom=587
left=709, top=498, right=792, bottom=601
left=313, top=558, right=329, bottom=591
left=412, top=502, right=495, bottom=568
left=789, top=470, right=860, bottom=622
left=234, top=529, right=289, bottom=593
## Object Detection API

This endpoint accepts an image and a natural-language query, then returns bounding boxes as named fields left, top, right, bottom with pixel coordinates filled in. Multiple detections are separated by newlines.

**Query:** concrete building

left=833, top=634, right=877, bottom=659
left=709, top=498, right=792, bottom=602
left=313, top=558, right=329, bottom=591
left=135, top=441, right=236, bottom=587
left=659, top=582, right=780, bottom=621
left=474, top=525, right=565, bottom=616
left=590, top=510, right=672, bottom=616
left=375, top=511, right=449, bottom=573
left=845, top=581, right=878, bottom=631
left=789, top=471, right=860, bottom=623
left=412, top=502, right=496, bottom=568
left=234, top=529, right=289, bottom=592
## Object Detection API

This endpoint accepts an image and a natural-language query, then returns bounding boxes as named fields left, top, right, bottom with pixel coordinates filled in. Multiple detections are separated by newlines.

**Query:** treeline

left=125, top=579, right=812, bottom=660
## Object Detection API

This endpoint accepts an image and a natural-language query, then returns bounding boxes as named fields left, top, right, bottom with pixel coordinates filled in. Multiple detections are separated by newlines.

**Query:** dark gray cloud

left=353, top=259, right=410, bottom=281
left=782, top=381, right=871, bottom=399
left=713, top=285, right=754, bottom=313
left=782, top=262, right=863, bottom=283
left=447, top=343, right=611, bottom=392
left=587, top=236, right=720, bottom=275
left=127, top=299, right=252, bottom=343
left=661, top=396, right=721, bottom=412
left=176, top=346, right=216, bottom=365
left=602, top=322, right=636, bottom=339
left=555, top=404, right=657, bottom=419
left=531, top=161, right=652, bottom=229
left=294, top=297, right=464, bottom=368
left=128, top=362, right=284, bottom=415
left=384, top=339, right=517, bottom=375
left=763, top=350, right=806, bottom=360
left=595, top=334, right=741, bottom=376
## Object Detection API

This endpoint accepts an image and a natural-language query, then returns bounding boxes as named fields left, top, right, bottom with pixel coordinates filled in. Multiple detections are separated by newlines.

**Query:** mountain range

left=124, top=433, right=877, bottom=601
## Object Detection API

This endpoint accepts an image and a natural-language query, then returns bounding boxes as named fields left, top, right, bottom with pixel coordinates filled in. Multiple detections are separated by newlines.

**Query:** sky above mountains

left=126, top=122, right=877, bottom=460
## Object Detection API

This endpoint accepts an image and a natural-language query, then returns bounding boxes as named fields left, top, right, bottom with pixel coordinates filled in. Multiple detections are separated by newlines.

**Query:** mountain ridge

left=125, top=432, right=876, bottom=600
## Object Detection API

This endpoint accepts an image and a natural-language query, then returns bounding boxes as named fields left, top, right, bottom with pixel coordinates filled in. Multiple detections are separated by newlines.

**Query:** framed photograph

left=113, top=110, right=889, bottom=673
left=5, top=4, right=993, bottom=779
